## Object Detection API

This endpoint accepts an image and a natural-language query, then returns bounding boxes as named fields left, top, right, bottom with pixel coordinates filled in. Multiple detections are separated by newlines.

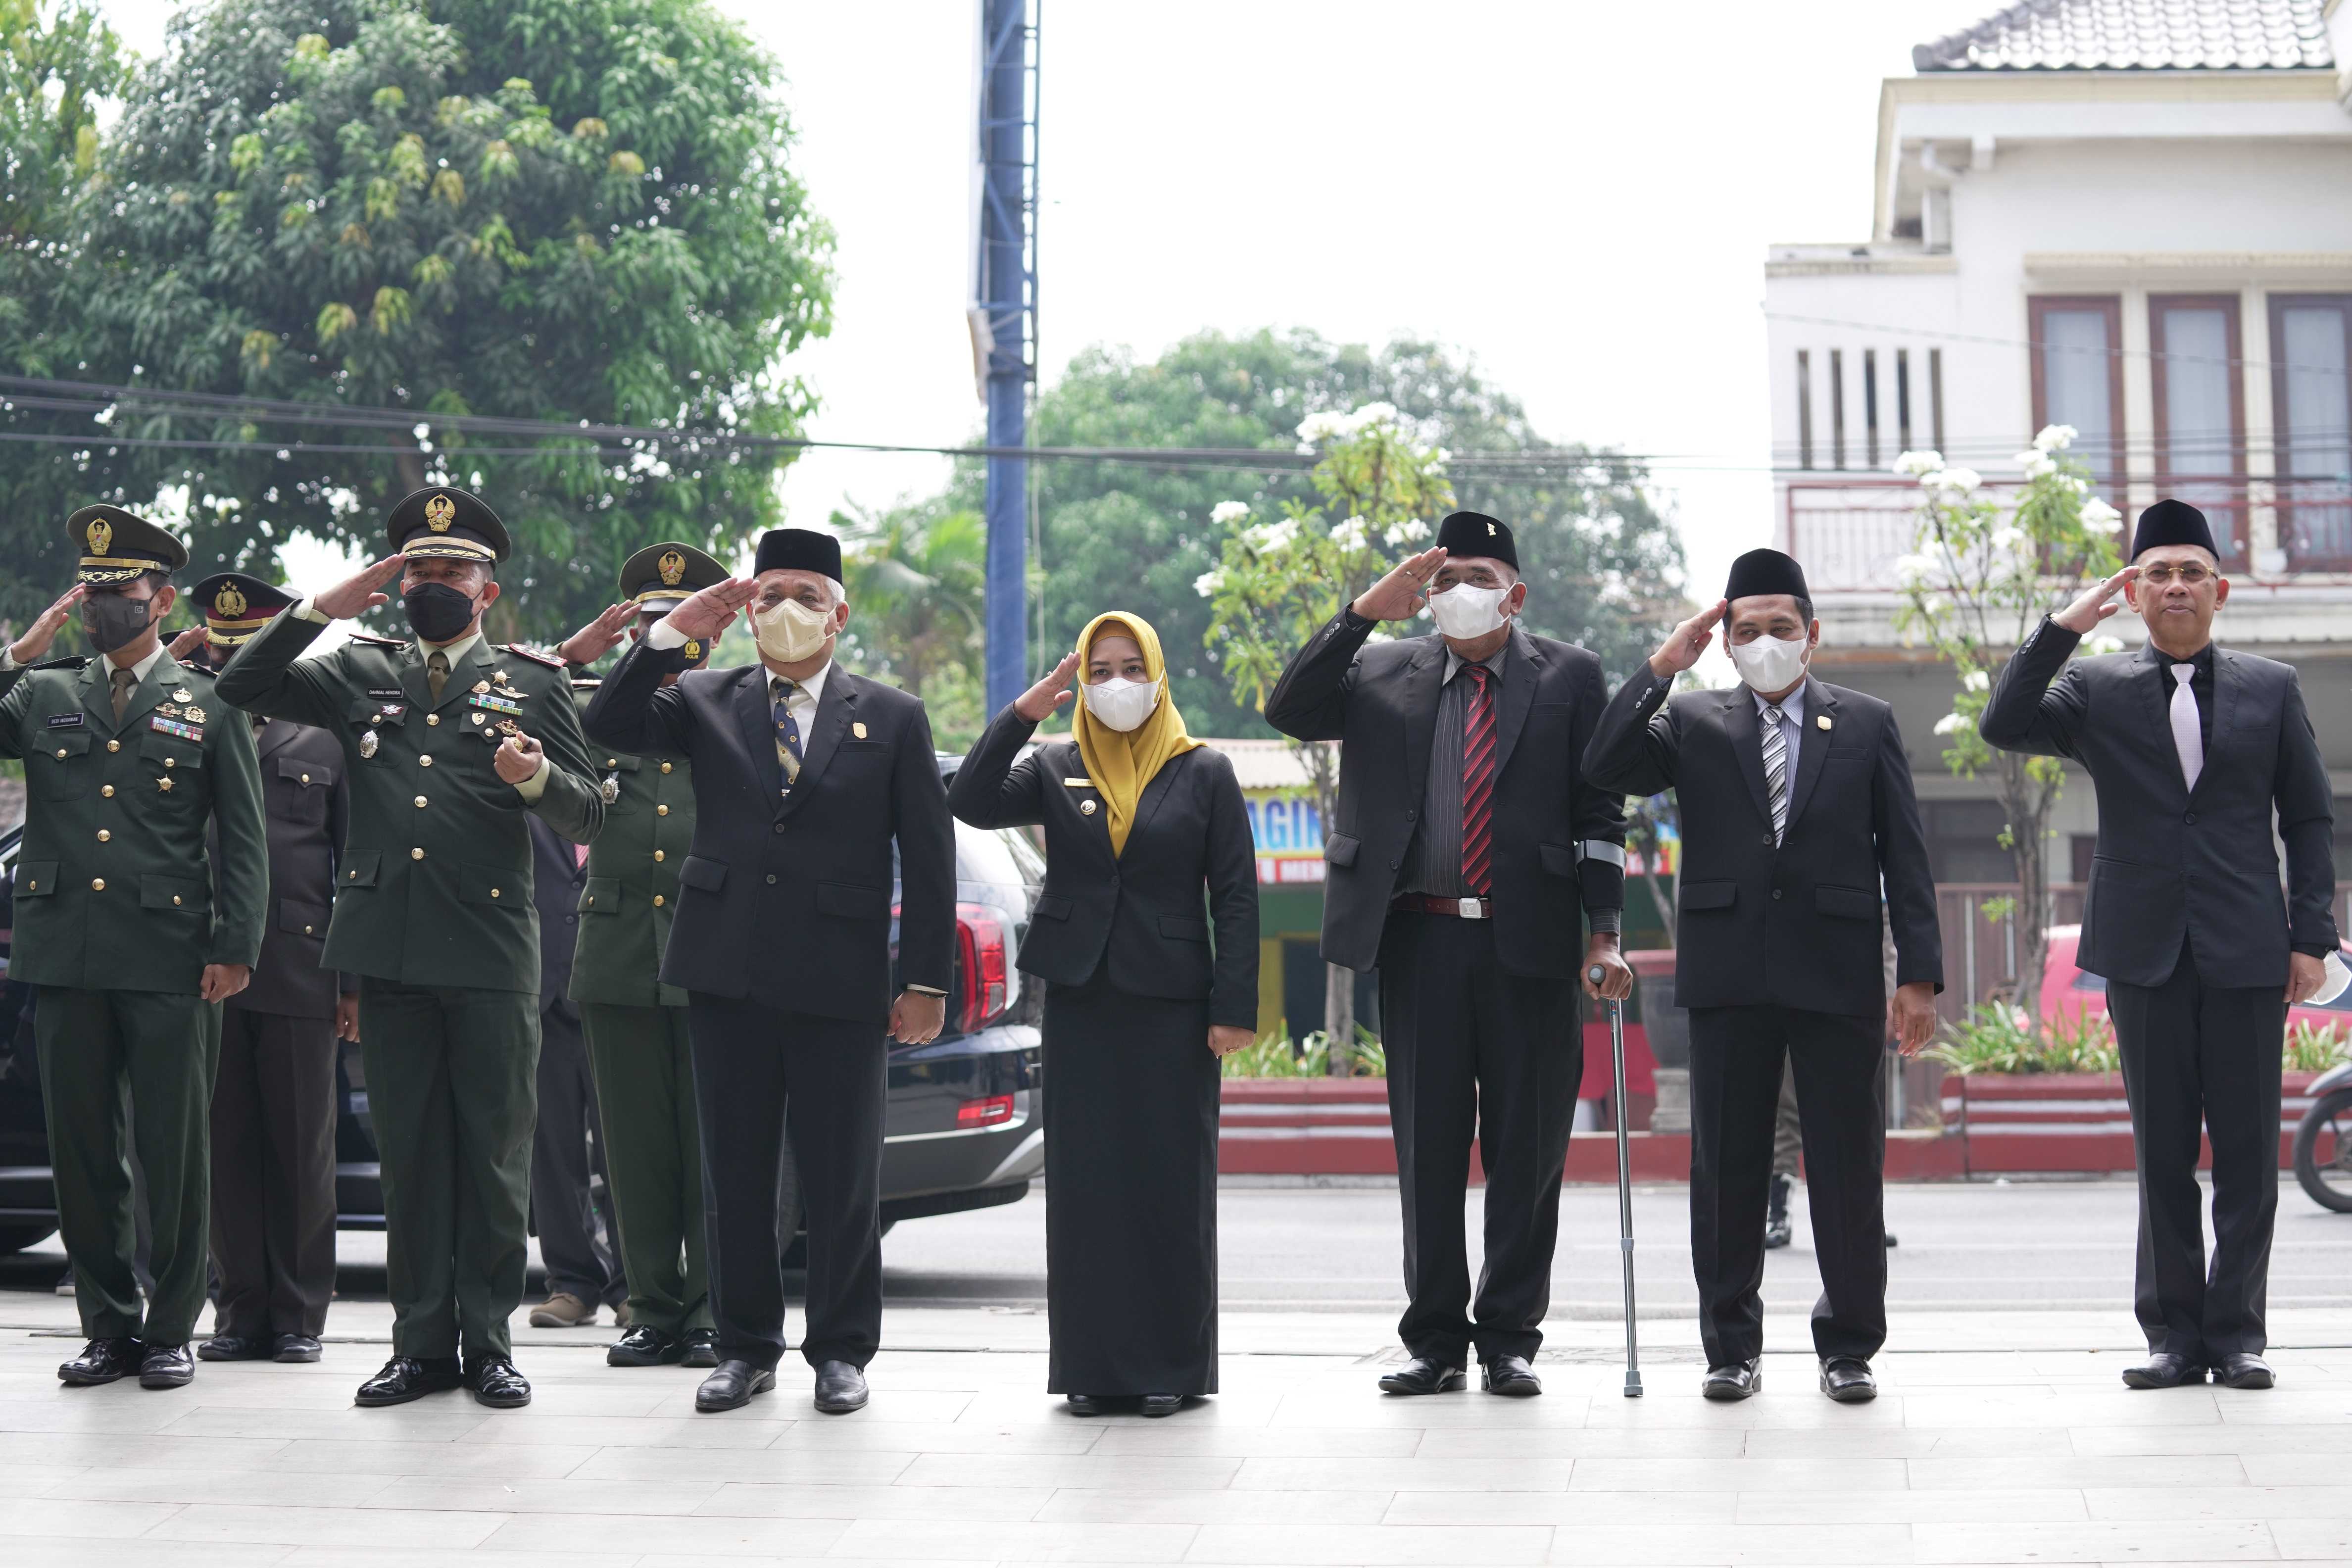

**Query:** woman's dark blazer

left=949, top=705, right=1260, bottom=1031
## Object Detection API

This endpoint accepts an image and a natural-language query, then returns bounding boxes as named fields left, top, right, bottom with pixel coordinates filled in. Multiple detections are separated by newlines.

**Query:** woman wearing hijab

left=949, top=612, right=1259, bottom=1416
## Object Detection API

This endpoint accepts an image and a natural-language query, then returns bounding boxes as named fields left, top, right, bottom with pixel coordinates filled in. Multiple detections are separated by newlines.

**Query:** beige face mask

left=753, top=595, right=834, bottom=664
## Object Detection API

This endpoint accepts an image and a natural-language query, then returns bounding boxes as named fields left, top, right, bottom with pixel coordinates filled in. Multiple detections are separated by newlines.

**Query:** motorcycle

left=2295, top=1059, right=2352, bottom=1212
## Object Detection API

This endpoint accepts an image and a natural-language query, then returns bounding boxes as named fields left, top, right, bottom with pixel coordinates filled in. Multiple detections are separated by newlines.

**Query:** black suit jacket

left=1583, top=667, right=1942, bottom=1018
left=948, top=705, right=1260, bottom=1029
left=1980, top=620, right=2337, bottom=988
left=582, top=643, right=955, bottom=1024
left=527, top=814, right=586, bottom=1021
left=1264, top=611, right=1626, bottom=979
left=229, top=718, right=356, bottom=1020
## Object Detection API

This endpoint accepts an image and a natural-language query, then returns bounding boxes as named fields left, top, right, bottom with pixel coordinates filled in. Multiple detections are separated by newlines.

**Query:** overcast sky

left=96, top=0, right=1978, bottom=603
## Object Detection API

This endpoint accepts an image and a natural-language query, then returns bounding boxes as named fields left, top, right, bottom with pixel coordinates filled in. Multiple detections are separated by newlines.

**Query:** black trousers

left=687, top=994, right=885, bottom=1372
left=529, top=1001, right=624, bottom=1309
left=1377, top=912, right=1580, bottom=1366
left=1043, top=963, right=1219, bottom=1396
left=1689, top=1004, right=1886, bottom=1367
left=2107, top=942, right=2285, bottom=1361
left=209, top=1005, right=339, bottom=1338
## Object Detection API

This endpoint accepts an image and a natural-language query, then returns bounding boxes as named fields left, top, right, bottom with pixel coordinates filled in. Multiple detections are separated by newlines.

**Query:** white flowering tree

left=1198, top=404, right=1455, bottom=1066
left=1891, top=425, right=2125, bottom=1019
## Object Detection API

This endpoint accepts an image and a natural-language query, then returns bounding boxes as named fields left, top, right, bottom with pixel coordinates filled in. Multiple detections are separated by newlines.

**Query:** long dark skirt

left=1042, top=963, right=1220, bottom=1396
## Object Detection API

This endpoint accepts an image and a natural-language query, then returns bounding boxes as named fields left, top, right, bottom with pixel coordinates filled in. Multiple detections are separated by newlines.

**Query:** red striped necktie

left=1461, top=663, right=1496, bottom=895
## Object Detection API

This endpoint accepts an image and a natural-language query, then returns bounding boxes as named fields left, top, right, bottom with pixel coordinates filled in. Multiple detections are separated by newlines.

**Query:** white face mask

left=1427, top=582, right=1513, bottom=639
left=1082, top=675, right=1161, bottom=733
left=753, top=595, right=834, bottom=664
left=1728, top=631, right=1812, bottom=694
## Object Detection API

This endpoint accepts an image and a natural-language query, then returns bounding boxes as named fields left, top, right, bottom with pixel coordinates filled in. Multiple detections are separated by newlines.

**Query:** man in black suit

left=176, top=575, right=355, bottom=1367
left=1267, top=511, right=1631, bottom=1400
left=1981, top=498, right=2335, bottom=1392
left=1584, top=547, right=1941, bottom=1404
left=583, top=528, right=955, bottom=1416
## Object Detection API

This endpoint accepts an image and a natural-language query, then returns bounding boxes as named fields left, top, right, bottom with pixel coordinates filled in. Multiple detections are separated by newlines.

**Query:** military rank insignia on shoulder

left=31, top=655, right=90, bottom=672
left=502, top=642, right=566, bottom=670
left=344, top=631, right=407, bottom=649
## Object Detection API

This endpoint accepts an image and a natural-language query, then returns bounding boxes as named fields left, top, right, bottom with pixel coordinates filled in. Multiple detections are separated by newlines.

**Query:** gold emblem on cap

left=214, top=584, right=247, bottom=618
left=1817, top=714, right=1832, bottom=731
left=425, top=493, right=456, bottom=533
left=1486, top=521, right=1496, bottom=535
left=87, top=518, right=112, bottom=556
left=657, top=549, right=686, bottom=587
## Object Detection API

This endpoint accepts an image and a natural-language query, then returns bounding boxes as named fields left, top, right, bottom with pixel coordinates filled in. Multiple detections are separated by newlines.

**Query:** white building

left=1766, top=0, right=2352, bottom=988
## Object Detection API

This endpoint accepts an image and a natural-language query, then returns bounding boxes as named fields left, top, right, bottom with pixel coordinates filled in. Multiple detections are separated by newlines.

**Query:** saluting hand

left=313, top=554, right=406, bottom=621
left=1351, top=546, right=1449, bottom=623
left=7, top=584, right=85, bottom=665
left=2052, top=565, right=2138, bottom=635
left=556, top=601, right=636, bottom=667
left=494, top=730, right=545, bottom=786
left=167, top=625, right=211, bottom=662
left=1650, top=599, right=1726, bottom=680
left=664, top=577, right=757, bottom=641
left=1014, top=650, right=1080, bottom=722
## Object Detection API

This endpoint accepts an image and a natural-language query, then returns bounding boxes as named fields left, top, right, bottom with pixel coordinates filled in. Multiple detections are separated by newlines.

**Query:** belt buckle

left=1457, top=897, right=1484, bottom=919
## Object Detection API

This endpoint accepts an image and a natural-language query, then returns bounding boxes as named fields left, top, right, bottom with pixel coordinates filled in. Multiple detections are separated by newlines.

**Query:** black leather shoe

left=1819, top=1356, right=1876, bottom=1402
left=2213, top=1353, right=2274, bottom=1390
left=1140, top=1393, right=1185, bottom=1418
left=273, top=1334, right=322, bottom=1364
left=696, top=1359, right=776, bottom=1413
left=1764, top=1173, right=1793, bottom=1249
left=465, top=1356, right=532, bottom=1408
left=355, top=1355, right=463, bottom=1407
left=139, top=1343, right=196, bottom=1389
left=813, top=1359, right=869, bottom=1414
left=1481, top=1355, right=1543, bottom=1397
left=2122, top=1351, right=2206, bottom=1390
left=198, top=1333, right=273, bottom=1362
left=683, top=1328, right=720, bottom=1369
left=1377, top=1357, right=1467, bottom=1395
left=606, top=1323, right=684, bottom=1368
left=59, top=1336, right=142, bottom=1386
left=1065, top=1392, right=1110, bottom=1416
left=1702, top=1359, right=1762, bottom=1401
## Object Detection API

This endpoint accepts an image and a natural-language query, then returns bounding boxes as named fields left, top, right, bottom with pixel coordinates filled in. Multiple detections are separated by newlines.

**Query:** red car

left=2039, top=924, right=2352, bottom=1031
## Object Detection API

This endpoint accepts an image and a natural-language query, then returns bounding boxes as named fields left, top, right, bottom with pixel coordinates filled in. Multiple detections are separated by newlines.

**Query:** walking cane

left=1589, top=963, right=1643, bottom=1397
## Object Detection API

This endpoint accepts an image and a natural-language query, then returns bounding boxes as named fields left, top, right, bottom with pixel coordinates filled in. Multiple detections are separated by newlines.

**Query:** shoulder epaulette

left=343, top=631, right=407, bottom=648
left=30, top=655, right=90, bottom=671
left=504, top=642, right=567, bottom=670
left=570, top=677, right=603, bottom=693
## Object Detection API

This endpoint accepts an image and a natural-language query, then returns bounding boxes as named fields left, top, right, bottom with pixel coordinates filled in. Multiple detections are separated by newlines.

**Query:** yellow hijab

left=1070, top=610, right=1200, bottom=856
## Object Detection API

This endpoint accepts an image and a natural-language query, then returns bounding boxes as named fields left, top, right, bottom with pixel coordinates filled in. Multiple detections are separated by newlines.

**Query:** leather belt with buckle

left=1392, top=893, right=1491, bottom=919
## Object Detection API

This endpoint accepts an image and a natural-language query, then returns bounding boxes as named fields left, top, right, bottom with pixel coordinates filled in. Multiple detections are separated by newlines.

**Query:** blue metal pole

left=979, top=0, right=1032, bottom=715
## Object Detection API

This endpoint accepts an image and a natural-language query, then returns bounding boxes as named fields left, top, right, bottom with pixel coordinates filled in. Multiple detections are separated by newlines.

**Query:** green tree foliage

left=65, top=0, right=833, bottom=637
left=0, top=0, right=131, bottom=630
left=904, top=329, right=1684, bottom=739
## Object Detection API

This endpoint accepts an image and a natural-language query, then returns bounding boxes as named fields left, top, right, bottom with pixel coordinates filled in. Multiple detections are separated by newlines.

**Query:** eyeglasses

left=2136, top=564, right=2214, bottom=587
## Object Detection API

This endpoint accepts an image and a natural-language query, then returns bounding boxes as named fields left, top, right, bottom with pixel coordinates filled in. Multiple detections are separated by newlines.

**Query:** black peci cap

left=387, top=486, right=509, bottom=564
left=1434, top=511, right=1516, bottom=572
left=619, top=540, right=728, bottom=610
left=753, top=527, right=842, bottom=584
left=188, top=572, right=297, bottom=648
left=2130, top=498, right=2219, bottom=562
left=1724, top=547, right=1811, bottom=605
left=67, top=505, right=187, bottom=585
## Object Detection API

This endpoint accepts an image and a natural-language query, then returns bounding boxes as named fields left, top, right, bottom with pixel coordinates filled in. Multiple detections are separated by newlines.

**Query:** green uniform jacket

left=0, top=652, right=267, bottom=993
left=570, top=740, right=695, bottom=1009
left=214, top=615, right=603, bottom=993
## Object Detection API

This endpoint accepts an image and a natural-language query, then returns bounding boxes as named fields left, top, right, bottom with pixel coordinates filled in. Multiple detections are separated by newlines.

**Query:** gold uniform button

left=90, top=878, right=105, bottom=891
left=656, top=804, right=669, bottom=816
left=96, top=830, right=110, bottom=843
left=490, top=887, right=501, bottom=898
left=660, top=761, right=673, bottom=774
left=410, top=847, right=425, bottom=860
left=605, top=758, right=618, bottom=768
left=301, top=773, right=311, bottom=784
left=100, top=785, right=114, bottom=798
left=419, top=754, right=433, bottom=767
left=172, top=895, right=183, bottom=907
left=652, top=850, right=665, bottom=863
left=303, top=924, right=314, bottom=934
left=106, top=739, right=120, bottom=753
left=426, top=713, right=440, bottom=726
left=53, top=748, right=65, bottom=759
left=415, top=795, right=428, bottom=807
left=652, top=894, right=665, bottom=908
left=164, top=756, right=175, bottom=768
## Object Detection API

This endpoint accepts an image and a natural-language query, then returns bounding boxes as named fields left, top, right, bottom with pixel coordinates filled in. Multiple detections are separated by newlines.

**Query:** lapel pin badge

left=1817, top=714, right=1832, bottom=730
left=1080, top=799, right=1097, bottom=816
left=852, top=721, right=868, bottom=739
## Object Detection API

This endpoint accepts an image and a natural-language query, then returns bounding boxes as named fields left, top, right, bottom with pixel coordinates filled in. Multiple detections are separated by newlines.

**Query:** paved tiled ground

left=6, top=1292, right=2352, bottom=1566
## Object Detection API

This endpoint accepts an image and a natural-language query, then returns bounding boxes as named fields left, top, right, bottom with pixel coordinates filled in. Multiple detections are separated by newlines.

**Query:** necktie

left=1460, top=663, right=1496, bottom=896
left=774, top=680, right=803, bottom=784
left=1761, top=705, right=1789, bottom=844
left=109, top=666, right=138, bottom=723
left=427, top=649, right=450, bottom=704
left=2170, top=663, right=2203, bottom=792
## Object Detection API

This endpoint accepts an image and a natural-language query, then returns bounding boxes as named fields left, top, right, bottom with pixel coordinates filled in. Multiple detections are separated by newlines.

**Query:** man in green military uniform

left=550, top=543, right=732, bottom=1369
left=0, top=507, right=267, bottom=1391
left=215, top=486, right=604, bottom=1409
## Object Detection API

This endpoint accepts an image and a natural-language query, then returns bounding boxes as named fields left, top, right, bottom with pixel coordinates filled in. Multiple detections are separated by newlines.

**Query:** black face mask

left=402, top=582, right=479, bottom=643
left=81, top=590, right=158, bottom=655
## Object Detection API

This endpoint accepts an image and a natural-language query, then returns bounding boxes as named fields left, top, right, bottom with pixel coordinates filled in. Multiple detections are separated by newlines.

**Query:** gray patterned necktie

left=1761, top=705, right=1789, bottom=844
